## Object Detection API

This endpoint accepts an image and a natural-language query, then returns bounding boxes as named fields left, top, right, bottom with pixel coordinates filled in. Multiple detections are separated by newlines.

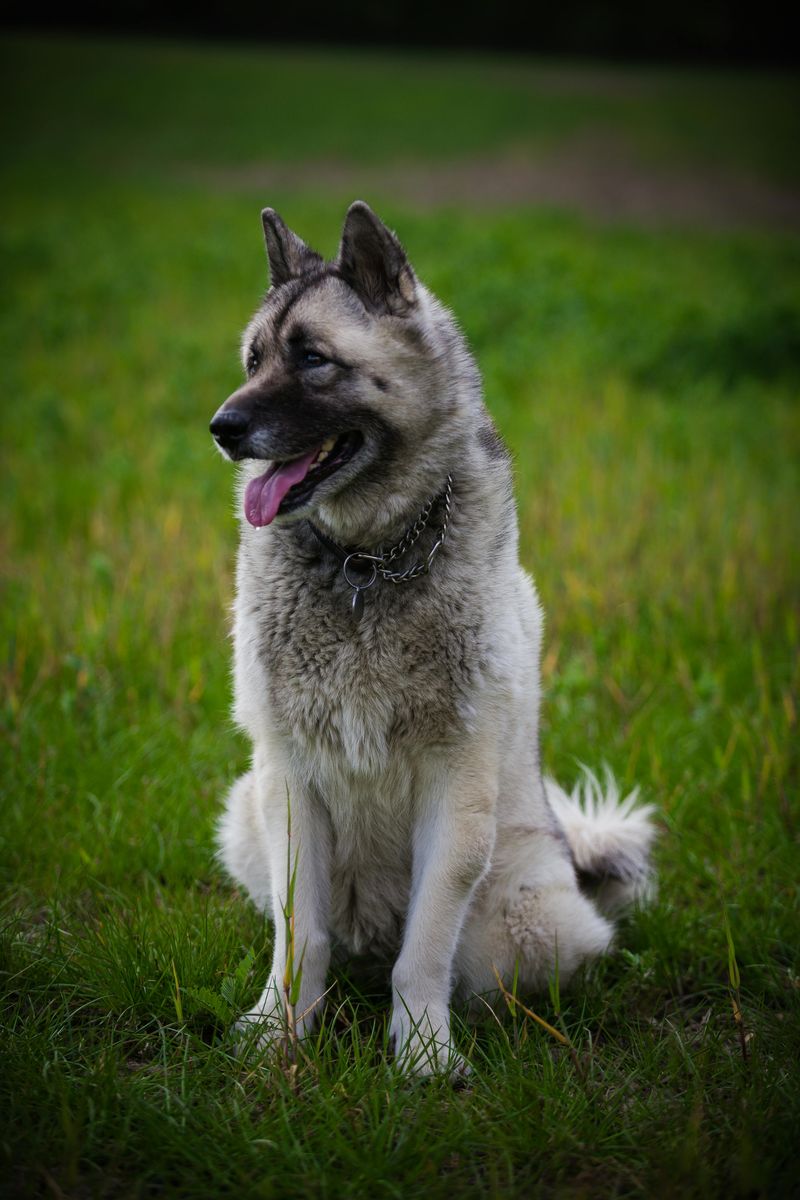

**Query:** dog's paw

left=389, top=1007, right=469, bottom=1080
left=228, top=1007, right=289, bottom=1060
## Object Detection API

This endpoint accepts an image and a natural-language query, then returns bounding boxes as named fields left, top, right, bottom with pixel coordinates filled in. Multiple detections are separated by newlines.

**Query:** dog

left=210, top=202, right=655, bottom=1075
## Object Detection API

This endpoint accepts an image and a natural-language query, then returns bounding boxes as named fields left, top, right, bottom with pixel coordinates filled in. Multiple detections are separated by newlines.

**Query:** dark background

left=2, top=1, right=797, bottom=66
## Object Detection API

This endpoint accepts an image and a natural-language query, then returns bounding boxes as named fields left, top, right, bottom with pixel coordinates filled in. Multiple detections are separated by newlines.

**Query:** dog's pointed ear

left=336, top=201, right=417, bottom=315
left=261, top=208, right=324, bottom=288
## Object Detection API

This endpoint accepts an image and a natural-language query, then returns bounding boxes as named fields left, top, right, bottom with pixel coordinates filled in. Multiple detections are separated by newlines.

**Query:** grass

left=2, top=33, right=799, bottom=1199
left=2, top=34, right=800, bottom=182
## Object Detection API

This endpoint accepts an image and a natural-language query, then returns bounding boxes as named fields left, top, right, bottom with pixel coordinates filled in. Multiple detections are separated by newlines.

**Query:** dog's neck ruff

left=307, top=474, right=454, bottom=622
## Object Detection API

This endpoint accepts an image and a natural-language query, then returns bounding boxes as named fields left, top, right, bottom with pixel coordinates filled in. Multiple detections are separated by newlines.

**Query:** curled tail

left=545, top=767, right=657, bottom=917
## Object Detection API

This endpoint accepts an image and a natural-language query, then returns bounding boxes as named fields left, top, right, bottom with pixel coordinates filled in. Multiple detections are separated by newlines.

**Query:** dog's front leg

left=390, top=742, right=497, bottom=1076
left=237, top=739, right=331, bottom=1053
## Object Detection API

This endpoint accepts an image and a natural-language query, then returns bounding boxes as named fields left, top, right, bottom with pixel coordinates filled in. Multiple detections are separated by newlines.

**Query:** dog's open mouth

left=244, top=431, right=363, bottom=527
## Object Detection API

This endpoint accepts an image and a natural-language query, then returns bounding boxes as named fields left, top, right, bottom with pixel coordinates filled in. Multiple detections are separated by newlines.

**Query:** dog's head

left=210, top=202, right=479, bottom=543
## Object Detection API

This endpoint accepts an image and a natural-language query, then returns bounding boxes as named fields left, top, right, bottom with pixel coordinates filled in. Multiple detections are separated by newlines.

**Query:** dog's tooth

left=321, top=436, right=336, bottom=452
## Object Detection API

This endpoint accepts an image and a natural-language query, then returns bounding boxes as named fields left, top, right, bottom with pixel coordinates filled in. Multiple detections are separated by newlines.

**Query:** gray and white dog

left=211, top=202, right=655, bottom=1075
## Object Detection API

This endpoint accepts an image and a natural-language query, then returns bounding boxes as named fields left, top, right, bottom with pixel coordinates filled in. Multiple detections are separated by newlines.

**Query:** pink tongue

left=244, top=449, right=320, bottom=527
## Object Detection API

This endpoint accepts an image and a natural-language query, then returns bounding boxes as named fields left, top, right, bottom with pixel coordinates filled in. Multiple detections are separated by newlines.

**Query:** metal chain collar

left=308, top=474, right=454, bottom=620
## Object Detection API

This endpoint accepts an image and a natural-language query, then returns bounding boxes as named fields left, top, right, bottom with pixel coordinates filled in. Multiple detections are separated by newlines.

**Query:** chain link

left=307, top=475, right=454, bottom=618
left=374, top=474, right=453, bottom=585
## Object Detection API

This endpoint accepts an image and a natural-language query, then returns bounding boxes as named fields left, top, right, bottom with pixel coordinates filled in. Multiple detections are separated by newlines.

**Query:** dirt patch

left=185, top=139, right=800, bottom=231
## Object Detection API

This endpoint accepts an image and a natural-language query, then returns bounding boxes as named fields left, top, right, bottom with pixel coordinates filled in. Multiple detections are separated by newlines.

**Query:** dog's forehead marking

left=271, top=273, right=333, bottom=336
left=255, top=275, right=326, bottom=342
left=284, top=279, right=368, bottom=346
left=241, top=275, right=321, bottom=358
left=246, top=275, right=340, bottom=339
left=246, top=274, right=395, bottom=367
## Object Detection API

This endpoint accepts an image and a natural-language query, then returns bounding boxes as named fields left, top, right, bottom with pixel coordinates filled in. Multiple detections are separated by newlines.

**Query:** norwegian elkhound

left=210, top=202, right=655, bottom=1075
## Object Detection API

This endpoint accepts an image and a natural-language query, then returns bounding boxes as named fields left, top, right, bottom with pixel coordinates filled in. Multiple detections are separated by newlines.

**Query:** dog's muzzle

left=210, top=407, right=250, bottom=455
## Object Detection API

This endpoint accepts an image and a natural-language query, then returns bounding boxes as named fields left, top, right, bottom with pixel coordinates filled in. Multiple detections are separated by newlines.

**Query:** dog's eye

left=246, top=352, right=260, bottom=377
left=301, top=350, right=327, bottom=368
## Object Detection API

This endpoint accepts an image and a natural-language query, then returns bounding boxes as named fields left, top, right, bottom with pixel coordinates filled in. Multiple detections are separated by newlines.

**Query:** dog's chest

left=324, top=766, right=415, bottom=955
left=235, top=536, right=488, bottom=953
left=244, top=545, right=485, bottom=774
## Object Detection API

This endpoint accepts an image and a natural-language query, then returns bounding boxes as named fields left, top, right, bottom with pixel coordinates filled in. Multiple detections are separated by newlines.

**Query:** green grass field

left=1, top=34, right=799, bottom=1198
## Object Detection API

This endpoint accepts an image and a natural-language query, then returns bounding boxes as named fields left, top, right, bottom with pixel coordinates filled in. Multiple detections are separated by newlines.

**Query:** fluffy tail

left=544, top=766, right=657, bottom=917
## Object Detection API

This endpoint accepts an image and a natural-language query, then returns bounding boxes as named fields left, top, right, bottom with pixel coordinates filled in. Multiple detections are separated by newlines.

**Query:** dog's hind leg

left=217, top=769, right=273, bottom=916
left=453, top=824, right=614, bottom=1010
left=455, top=771, right=656, bottom=1010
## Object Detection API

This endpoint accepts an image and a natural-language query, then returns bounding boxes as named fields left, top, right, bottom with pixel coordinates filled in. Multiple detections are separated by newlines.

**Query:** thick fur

left=212, top=202, right=656, bottom=1075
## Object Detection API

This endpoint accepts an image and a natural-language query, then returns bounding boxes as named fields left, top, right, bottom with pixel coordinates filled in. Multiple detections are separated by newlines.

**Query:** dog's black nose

left=210, top=408, right=249, bottom=448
